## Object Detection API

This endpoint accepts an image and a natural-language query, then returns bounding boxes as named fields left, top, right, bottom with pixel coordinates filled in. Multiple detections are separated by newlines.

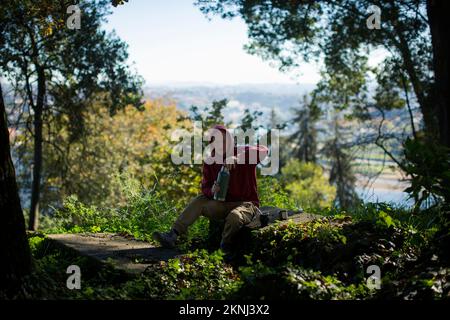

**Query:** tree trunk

left=0, top=82, right=32, bottom=293
left=427, top=0, right=450, bottom=148
left=29, top=67, right=45, bottom=231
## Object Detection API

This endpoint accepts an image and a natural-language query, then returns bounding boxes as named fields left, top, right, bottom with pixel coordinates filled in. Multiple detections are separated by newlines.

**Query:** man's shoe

left=152, top=230, right=178, bottom=248
left=220, top=242, right=235, bottom=263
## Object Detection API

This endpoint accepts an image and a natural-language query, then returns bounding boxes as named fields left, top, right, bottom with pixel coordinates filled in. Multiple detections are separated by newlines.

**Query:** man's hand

left=212, top=182, right=220, bottom=194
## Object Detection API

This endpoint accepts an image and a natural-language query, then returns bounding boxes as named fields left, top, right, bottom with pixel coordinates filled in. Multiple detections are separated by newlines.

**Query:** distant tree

left=268, top=107, right=284, bottom=131
left=266, top=107, right=289, bottom=168
left=190, top=99, right=229, bottom=130
left=322, top=114, right=360, bottom=210
left=34, top=99, right=196, bottom=208
left=0, top=0, right=142, bottom=230
left=289, top=94, right=322, bottom=163
left=239, top=108, right=263, bottom=132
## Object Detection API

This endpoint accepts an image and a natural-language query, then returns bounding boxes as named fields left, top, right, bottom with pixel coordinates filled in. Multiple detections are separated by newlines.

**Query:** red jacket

left=201, top=145, right=269, bottom=207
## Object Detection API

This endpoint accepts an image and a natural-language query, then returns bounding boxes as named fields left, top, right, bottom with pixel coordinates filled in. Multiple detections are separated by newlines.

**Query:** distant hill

left=144, top=83, right=316, bottom=124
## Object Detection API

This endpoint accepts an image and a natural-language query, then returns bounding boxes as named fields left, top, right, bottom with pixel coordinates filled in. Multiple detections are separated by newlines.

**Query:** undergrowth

left=21, top=176, right=449, bottom=300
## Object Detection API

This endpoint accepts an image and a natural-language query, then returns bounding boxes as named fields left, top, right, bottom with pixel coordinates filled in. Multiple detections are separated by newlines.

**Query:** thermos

left=213, top=166, right=230, bottom=201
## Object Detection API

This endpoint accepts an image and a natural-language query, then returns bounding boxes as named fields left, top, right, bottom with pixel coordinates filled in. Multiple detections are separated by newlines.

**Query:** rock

left=207, top=207, right=323, bottom=248
left=47, top=233, right=182, bottom=274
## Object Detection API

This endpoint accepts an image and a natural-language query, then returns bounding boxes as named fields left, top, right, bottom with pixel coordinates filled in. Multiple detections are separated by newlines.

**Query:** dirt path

left=47, top=233, right=182, bottom=274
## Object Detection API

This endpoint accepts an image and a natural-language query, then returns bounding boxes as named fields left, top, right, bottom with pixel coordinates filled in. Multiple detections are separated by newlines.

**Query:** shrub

left=51, top=175, right=210, bottom=244
left=403, top=137, right=450, bottom=209
left=281, top=159, right=336, bottom=209
left=257, top=176, right=298, bottom=210
left=124, top=249, right=241, bottom=299
left=237, top=260, right=370, bottom=300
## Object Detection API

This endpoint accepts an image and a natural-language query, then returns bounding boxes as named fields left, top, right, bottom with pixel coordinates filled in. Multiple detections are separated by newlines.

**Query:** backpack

left=246, top=206, right=304, bottom=229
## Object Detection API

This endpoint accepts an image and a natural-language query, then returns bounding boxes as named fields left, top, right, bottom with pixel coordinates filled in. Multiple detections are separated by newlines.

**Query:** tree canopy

left=0, top=0, right=143, bottom=229
left=196, top=0, right=444, bottom=145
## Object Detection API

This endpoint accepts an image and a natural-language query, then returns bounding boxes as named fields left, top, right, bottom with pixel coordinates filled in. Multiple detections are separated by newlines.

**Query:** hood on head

left=210, top=124, right=232, bottom=140
left=209, top=124, right=234, bottom=155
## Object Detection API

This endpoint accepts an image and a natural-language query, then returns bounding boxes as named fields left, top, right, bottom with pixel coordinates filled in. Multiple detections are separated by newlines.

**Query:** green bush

left=51, top=177, right=209, bottom=243
left=257, top=176, right=298, bottom=210
left=280, top=159, right=336, bottom=209
left=403, top=137, right=450, bottom=209
left=242, top=211, right=428, bottom=287
left=237, top=261, right=370, bottom=300
left=131, top=249, right=242, bottom=299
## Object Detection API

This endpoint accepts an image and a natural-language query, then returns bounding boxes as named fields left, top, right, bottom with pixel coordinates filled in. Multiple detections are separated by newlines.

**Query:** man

left=152, top=124, right=268, bottom=255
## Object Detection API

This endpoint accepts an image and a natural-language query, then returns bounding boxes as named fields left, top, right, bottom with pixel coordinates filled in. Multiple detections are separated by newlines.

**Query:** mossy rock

left=206, top=206, right=321, bottom=249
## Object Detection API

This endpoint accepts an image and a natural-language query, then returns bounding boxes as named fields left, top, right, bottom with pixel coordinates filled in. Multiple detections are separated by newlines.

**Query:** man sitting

left=152, top=124, right=268, bottom=255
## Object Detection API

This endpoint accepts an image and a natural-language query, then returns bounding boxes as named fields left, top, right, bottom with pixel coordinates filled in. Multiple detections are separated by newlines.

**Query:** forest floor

left=46, top=212, right=322, bottom=275
left=9, top=206, right=449, bottom=300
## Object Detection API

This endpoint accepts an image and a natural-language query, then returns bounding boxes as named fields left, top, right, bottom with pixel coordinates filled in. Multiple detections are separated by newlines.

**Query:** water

left=356, top=186, right=413, bottom=207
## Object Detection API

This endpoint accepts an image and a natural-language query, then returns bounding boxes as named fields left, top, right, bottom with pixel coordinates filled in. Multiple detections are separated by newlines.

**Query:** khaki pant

left=173, top=194, right=259, bottom=245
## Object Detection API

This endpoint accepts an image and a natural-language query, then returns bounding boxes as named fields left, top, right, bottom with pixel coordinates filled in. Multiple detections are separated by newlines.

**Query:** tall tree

left=190, top=99, right=229, bottom=130
left=426, top=0, right=450, bottom=147
left=0, top=0, right=133, bottom=295
left=322, top=113, right=360, bottom=210
left=289, top=94, right=321, bottom=163
left=239, top=108, right=263, bottom=132
left=0, top=0, right=142, bottom=230
left=0, top=82, right=32, bottom=293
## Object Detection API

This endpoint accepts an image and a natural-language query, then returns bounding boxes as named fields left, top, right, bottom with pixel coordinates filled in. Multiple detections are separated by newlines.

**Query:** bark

left=29, top=67, right=45, bottom=231
left=427, top=0, right=450, bottom=148
left=0, top=82, right=32, bottom=292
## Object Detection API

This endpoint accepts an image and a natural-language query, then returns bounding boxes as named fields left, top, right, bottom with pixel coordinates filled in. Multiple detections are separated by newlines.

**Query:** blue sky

left=104, top=0, right=321, bottom=85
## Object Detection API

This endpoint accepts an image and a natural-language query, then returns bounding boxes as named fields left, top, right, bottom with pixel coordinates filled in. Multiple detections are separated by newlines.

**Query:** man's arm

left=236, top=144, right=269, bottom=165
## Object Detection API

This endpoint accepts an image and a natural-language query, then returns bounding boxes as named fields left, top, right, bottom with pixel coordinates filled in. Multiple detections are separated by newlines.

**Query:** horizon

left=143, top=81, right=318, bottom=88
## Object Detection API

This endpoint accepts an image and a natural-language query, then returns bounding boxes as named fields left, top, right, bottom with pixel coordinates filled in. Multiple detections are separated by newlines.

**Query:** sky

left=104, top=0, right=321, bottom=86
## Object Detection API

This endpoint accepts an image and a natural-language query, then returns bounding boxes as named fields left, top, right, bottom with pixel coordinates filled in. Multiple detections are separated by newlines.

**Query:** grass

left=46, top=189, right=210, bottom=246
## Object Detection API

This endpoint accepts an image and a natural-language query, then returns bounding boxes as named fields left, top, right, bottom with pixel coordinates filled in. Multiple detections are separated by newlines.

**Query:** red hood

left=209, top=124, right=234, bottom=156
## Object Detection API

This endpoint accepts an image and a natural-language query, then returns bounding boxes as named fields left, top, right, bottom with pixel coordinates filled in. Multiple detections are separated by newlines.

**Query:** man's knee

left=221, top=210, right=245, bottom=246
left=225, top=210, right=243, bottom=226
left=190, top=194, right=209, bottom=205
left=186, top=194, right=213, bottom=213
left=202, top=199, right=228, bottom=221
